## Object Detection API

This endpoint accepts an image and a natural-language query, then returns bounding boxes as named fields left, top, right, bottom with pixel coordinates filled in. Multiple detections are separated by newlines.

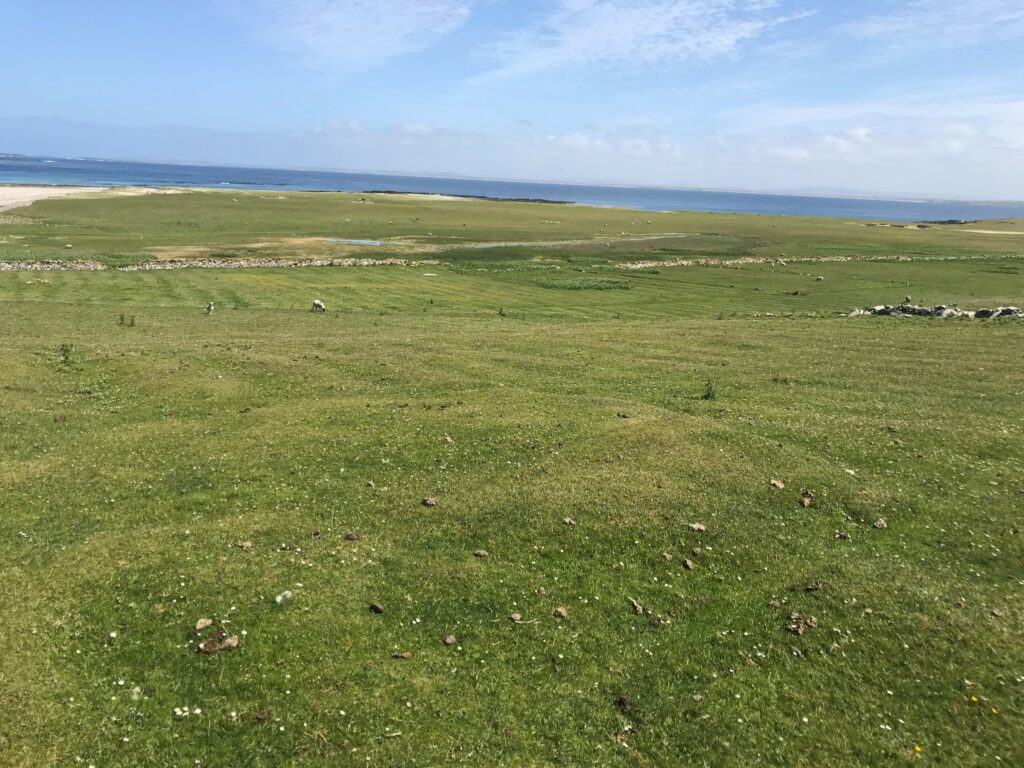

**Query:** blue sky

left=2, top=0, right=1023, bottom=199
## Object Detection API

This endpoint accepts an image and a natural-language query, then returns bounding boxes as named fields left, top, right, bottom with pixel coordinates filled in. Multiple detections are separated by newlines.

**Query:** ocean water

left=3, top=154, right=1023, bottom=223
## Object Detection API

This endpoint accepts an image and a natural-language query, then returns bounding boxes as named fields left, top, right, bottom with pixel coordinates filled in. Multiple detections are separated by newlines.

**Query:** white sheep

left=312, top=299, right=326, bottom=312
left=205, top=302, right=214, bottom=315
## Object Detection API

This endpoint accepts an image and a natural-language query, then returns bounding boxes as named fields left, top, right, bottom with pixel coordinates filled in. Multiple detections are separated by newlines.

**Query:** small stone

left=510, top=612, right=522, bottom=623
left=392, top=651, right=413, bottom=659
left=553, top=607, right=568, bottom=619
left=367, top=480, right=375, bottom=488
left=443, top=435, right=454, bottom=444
left=345, top=532, right=362, bottom=541
left=692, top=694, right=703, bottom=702
left=691, top=547, right=702, bottom=557
left=443, top=634, right=457, bottom=646
left=237, top=541, right=253, bottom=551
left=563, top=517, right=577, bottom=526
left=662, top=552, right=673, bottom=562
left=835, top=530, right=849, bottom=540
left=422, top=497, right=437, bottom=507
left=537, top=587, right=547, bottom=596
left=370, top=603, right=385, bottom=614
left=195, top=618, right=213, bottom=632
left=770, top=479, right=785, bottom=490
left=221, top=635, right=240, bottom=650
left=800, top=496, right=812, bottom=508
left=473, top=549, right=489, bottom=558
left=688, top=523, right=706, bottom=533
left=683, top=559, right=695, bottom=571
left=628, top=597, right=643, bottom=615
left=873, top=518, right=888, bottom=530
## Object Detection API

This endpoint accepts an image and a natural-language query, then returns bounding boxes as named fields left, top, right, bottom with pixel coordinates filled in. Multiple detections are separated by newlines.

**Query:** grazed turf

left=2, top=187, right=1023, bottom=266
left=0, top=195, right=1022, bottom=767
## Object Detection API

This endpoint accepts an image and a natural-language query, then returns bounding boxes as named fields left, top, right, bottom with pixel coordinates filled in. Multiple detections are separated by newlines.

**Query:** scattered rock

left=195, top=618, right=213, bottom=632
left=345, top=532, right=362, bottom=541
left=392, top=651, right=413, bottom=660
left=510, top=612, right=523, bottom=623
left=443, top=435, right=454, bottom=444
left=443, top=634, right=457, bottom=646
left=553, top=607, right=568, bottom=619
left=691, top=547, right=702, bottom=557
left=472, top=549, right=489, bottom=558
left=256, top=710, right=271, bottom=723
left=692, top=694, right=704, bottom=702
left=683, top=559, right=695, bottom=571
left=688, top=522, right=707, bottom=533
left=800, top=495, right=812, bottom=508
left=237, top=540, right=253, bottom=551
left=662, top=552, right=673, bottom=562
left=770, top=479, right=785, bottom=490
left=537, top=587, right=547, bottom=596
left=787, top=613, right=817, bottom=635
left=873, top=518, right=888, bottom=530
left=835, top=530, right=849, bottom=540
left=563, top=517, right=577, bottom=526
left=367, top=480, right=376, bottom=488
left=370, top=602, right=385, bottom=614
left=274, top=590, right=293, bottom=605
left=422, top=497, right=437, bottom=507
left=197, top=631, right=240, bottom=654
left=628, top=597, right=644, bottom=615
left=851, top=303, right=1023, bottom=320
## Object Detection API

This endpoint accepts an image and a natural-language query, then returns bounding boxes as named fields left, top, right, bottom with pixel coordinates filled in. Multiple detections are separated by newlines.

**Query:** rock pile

left=848, top=304, right=1022, bottom=319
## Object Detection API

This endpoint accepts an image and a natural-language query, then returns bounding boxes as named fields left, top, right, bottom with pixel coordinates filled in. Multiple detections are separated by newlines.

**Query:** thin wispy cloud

left=235, top=0, right=473, bottom=69
left=844, top=0, right=1024, bottom=48
left=481, top=0, right=810, bottom=77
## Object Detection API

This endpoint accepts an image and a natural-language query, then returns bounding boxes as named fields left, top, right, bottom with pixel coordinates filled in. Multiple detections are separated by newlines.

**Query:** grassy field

left=2, top=187, right=1024, bottom=266
left=1, top=191, right=1022, bottom=766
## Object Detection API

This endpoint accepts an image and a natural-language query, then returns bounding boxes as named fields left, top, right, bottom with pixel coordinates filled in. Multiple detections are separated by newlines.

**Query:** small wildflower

left=915, top=745, right=923, bottom=753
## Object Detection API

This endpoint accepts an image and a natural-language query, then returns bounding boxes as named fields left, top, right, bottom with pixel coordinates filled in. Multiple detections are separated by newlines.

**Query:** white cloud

left=234, top=0, right=473, bottom=69
left=844, top=0, right=1024, bottom=48
left=482, top=0, right=808, bottom=77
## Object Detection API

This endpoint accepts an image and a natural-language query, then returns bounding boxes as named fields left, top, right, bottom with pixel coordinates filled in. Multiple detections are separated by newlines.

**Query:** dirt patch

left=962, top=229, right=1024, bottom=236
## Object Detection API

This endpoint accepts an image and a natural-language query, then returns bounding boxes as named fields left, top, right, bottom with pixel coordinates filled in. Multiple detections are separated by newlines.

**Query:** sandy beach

left=0, top=185, right=105, bottom=213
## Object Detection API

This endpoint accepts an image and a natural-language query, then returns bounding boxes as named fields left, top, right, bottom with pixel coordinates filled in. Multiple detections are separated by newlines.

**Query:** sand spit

left=0, top=186, right=108, bottom=212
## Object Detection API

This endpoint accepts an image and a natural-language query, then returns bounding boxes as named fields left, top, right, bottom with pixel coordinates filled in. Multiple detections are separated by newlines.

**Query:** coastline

left=0, top=185, right=108, bottom=212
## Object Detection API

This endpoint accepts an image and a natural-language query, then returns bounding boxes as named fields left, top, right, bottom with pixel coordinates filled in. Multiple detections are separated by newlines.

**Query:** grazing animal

left=905, top=295, right=912, bottom=304
left=205, top=302, right=214, bottom=315
left=312, top=299, right=326, bottom=312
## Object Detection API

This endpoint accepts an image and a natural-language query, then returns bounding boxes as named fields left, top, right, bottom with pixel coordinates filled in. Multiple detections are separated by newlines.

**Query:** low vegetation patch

left=538, top=275, right=632, bottom=290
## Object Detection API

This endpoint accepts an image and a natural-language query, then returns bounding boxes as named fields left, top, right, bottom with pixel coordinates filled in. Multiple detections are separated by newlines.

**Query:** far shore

left=0, top=185, right=108, bottom=213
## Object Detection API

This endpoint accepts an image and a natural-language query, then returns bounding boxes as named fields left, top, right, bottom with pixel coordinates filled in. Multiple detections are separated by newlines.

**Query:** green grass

left=1, top=192, right=1023, bottom=766
left=2, top=187, right=1023, bottom=266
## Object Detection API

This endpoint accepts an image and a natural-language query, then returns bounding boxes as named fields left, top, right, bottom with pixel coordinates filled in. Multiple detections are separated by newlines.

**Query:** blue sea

left=3, top=154, right=1023, bottom=223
